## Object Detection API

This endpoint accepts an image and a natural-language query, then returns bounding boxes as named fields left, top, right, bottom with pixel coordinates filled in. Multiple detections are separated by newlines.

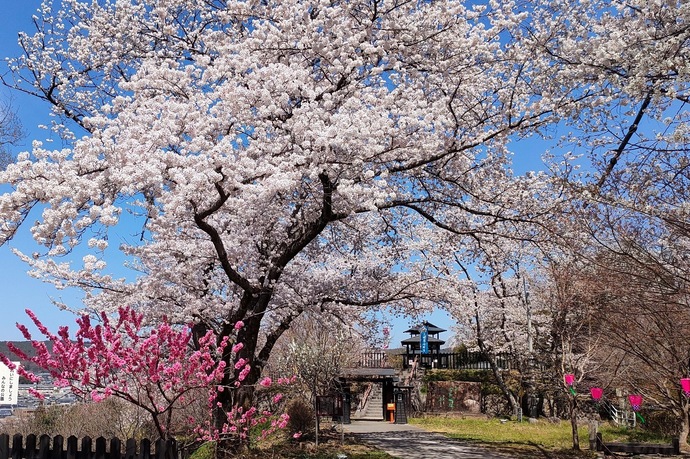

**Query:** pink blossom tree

left=0, top=307, right=288, bottom=444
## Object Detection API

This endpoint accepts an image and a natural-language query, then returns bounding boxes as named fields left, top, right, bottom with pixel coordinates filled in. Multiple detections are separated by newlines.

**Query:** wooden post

left=0, top=434, right=9, bottom=459
left=38, top=435, right=50, bottom=459
left=125, top=438, right=136, bottom=459
left=10, top=434, right=22, bottom=459
left=140, top=439, right=151, bottom=459
left=95, top=437, right=107, bottom=459
left=110, top=437, right=121, bottom=459
left=81, top=437, right=92, bottom=459
left=51, top=436, right=63, bottom=459
left=25, top=435, right=36, bottom=459
left=588, top=419, right=598, bottom=451
left=65, top=436, right=77, bottom=459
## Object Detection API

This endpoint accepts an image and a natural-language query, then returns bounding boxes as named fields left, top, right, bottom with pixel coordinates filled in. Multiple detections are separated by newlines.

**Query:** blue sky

left=0, top=1, right=459, bottom=346
left=0, top=1, right=82, bottom=341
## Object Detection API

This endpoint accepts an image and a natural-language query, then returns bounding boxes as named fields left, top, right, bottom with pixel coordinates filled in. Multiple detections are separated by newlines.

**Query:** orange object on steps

left=386, top=403, right=395, bottom=422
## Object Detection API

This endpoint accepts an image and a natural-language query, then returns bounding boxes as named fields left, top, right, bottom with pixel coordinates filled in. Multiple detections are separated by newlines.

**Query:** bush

left=189, top=442, right=215, bottom=459
left=642, top=410, right=678, bottom=440
left=286, top=398, right=314, bottom=438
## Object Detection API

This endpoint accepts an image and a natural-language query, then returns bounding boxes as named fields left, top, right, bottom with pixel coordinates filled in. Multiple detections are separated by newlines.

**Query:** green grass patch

left=188, top=442, right=215, bottom=459
left=410, top=415, right=588, bottom=450
left=198, top=430, right=397, bottom=459
left=598, top=424, right=671, bottom=444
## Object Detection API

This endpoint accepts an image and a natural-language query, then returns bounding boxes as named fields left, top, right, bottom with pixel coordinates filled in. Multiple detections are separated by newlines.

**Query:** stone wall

left=425, top=381, right=481, bottom=413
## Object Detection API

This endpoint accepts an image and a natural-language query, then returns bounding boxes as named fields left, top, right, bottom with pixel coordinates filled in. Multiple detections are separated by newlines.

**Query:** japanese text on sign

left=0, top=361, right=19, bottom=405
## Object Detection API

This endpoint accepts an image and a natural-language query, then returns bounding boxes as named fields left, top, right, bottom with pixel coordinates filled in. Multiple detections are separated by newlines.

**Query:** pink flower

left=232, top=342, right=244, bottom=353
left=234, top=321, right=244, bottom=330
left=293, top=432, right=302, bottom=439
left=238, top=364, right=251, bottom=382
left=273, top=393, right=283, bottom=403
left=259, top=377, right=272, bottom=387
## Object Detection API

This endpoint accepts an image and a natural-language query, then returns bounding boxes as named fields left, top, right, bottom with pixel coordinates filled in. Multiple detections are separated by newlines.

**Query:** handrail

left=603, top=400, right=635, bottom=427
left=357, top=383, right=373, bottom=413
left=404, top=354, right=418, bottom=386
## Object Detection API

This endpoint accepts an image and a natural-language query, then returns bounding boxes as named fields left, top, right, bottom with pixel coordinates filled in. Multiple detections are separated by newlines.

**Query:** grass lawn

left=409, top=415, right=680, bottom=458
left=192, top=430, right=397, bottom=459
left=409, top=415, right=597, bottom=458
left=191, top=417, right=678, bottom=458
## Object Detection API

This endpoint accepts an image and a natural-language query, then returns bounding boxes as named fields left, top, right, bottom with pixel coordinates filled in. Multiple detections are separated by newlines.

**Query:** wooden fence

left=360, top=352, right=389, bottom=368
left=359, top=351, right=543, bottom=371
left=595, top=432, right=680, bottom=456
left=0, top=434, right=181, bottom=459
left=401, top=351, right=516, bottom=370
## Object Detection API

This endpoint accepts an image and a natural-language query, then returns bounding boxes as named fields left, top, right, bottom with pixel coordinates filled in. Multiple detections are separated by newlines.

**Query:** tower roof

left=403, top=321, right=446, bottom=334
left=400, top=336, right=446, bottom=345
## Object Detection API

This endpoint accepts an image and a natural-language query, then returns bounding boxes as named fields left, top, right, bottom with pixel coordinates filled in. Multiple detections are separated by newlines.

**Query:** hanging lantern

left=590, top=387, right=603, bottom=401
left=628, top=394, right=643, bottom=411
left=681, top=378, right=690, bottom=397
left=564, top=374, right=576, bottom=395
left=628, top=394, right=645, bottom=424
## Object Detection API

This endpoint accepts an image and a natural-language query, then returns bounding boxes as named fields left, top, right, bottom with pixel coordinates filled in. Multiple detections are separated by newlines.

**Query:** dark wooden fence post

left=25, top=435, right=36, bottom=459
left=81, top=436, right=92, bottom=459
left=38, top=436, right=50, bottom=459
left=51, top=436, right=63, bottom=459
left=0, top=435, right=184, bottom=459
left=124, top=439, right=135, bottom=459
left=11, top=434, right=23, bottom=459
left=154, top=440, right=165, bottom=459
left=139, top=440, right=151, bottom=459
left=0, top=434, right=9, bottom=459
left=110, top=437, right=121, bottom=459
left=65, top=437, right=77, bottom=459
left=94, top=437, right=106, bottom=459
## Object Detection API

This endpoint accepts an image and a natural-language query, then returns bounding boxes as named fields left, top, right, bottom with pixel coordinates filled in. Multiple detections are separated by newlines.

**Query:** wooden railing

left=0, top=434, right=181, bottom=459
left=359, top=350, right=523, bottom=371
left=595, top=433, right=680, bottom=456
left=360, top=352, right=389, bottom=368
left=401, top=351, right=516, bottom=370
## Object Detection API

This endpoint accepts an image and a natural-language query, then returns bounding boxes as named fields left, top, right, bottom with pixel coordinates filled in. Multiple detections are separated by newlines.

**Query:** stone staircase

left=355, top=383, right=384, bottom=420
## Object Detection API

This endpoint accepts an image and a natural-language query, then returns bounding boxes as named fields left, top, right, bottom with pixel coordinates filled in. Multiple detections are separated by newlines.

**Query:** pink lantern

left=564, top=373, right=575, bottom=386
left=629, top=394, right=643, bottom=412
left=590, top=387, right=603, bottom=401
left=681, top=378, right=690, bottom=397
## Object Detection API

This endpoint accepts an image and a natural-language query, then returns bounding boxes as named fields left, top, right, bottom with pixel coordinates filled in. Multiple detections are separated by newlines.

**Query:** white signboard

left=0, top=361, right=19, bottom=405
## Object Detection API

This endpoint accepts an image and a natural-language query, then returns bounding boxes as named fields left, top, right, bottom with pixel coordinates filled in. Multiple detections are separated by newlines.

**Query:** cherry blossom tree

left=557, top=204, right=690, bottom=445
left=536, top=0, right=690, bottom=444
left=441, top=237, right=538, bottom=416
left=2, top=0, right=688, bottom=428
left=0, top=0, right=582, bottom=410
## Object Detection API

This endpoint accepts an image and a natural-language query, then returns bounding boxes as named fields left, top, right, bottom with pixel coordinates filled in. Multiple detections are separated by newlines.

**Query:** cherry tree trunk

left=569, top=396, right=580, bottom=450
left=680, top=408, right=690, bottom=450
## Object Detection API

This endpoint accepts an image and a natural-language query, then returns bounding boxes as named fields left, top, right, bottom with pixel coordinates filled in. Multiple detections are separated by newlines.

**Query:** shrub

left=189, top=442, right=215, bottom=459
left=643, top=410, right=678, bottom=440
left=286, top=398, right=314, bottom=438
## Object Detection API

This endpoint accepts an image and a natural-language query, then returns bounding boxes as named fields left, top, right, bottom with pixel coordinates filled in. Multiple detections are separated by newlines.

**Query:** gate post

left=394, top=389, right=407, bottom=424
left=342, top=387, right=351, bottom=424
